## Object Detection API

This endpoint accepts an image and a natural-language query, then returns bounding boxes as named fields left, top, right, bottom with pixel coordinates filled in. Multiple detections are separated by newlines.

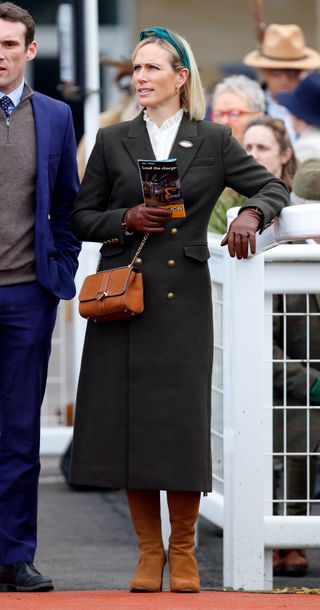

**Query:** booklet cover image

left=138, top=158, right=186, bottom=218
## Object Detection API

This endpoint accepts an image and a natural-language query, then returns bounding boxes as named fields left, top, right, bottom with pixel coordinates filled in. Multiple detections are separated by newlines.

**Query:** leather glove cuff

left=238, top=207, right=263, bottom=231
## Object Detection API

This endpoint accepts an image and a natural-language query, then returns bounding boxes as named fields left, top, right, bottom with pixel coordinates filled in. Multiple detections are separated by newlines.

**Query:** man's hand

left=125, top=204, right=172, bottom=233
left=221, top=208, right=262, bottom=259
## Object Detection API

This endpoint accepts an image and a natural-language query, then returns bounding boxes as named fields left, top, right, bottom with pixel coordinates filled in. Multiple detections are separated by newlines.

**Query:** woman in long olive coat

left=70, top=27, right=289, bottom=593
left=70, top=111, right=287, bottom=490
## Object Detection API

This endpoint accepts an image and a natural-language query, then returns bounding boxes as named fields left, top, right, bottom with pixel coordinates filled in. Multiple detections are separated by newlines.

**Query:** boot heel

left=130, top=552, right=166, bottom=592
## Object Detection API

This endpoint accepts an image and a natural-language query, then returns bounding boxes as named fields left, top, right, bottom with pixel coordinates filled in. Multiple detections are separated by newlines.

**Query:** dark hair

left=0, top=2, right=35, bottom=47
left=244, top=116, right=298, bottom=190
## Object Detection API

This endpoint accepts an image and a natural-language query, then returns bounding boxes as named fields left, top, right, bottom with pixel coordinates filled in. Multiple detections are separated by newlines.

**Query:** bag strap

left=129, top=233, right=149, bottom=267
left=97, top=233, right=149, bottom=272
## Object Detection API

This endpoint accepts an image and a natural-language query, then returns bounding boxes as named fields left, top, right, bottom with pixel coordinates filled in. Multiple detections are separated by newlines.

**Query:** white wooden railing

left=200, top=208, right=320, bottom=590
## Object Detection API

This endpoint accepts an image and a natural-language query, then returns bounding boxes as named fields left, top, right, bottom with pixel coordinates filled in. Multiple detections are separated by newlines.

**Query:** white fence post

left=223, top=248, right=267, bottom=590
left=262, top=292, right=274, bottom=589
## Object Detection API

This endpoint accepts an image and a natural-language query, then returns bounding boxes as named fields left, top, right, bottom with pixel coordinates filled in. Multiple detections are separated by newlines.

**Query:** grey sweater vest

left=0, top=89, right=37, bottom=285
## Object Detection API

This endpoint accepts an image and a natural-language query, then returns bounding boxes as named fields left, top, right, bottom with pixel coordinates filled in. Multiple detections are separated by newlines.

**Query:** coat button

left=135, top=257, right=143, bottom=265
left=167, top=259, right=176, bottom=267
left=171, top=227, right=178, bottom=236
left=167, top=292, right=174, bottom=300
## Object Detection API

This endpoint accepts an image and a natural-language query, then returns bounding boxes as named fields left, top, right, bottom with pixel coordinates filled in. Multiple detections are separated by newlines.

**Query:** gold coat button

left=167, top=259, right=176, bottom=268
left=167, top=292, right=174, bottom=300
left=171, top=227, right=178, bottom=236
left=135, top=257, right=143, bottom=265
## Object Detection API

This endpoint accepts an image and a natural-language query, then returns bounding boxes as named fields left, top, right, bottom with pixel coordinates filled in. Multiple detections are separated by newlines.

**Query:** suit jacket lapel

left=31, top=93, right=50, bottom=170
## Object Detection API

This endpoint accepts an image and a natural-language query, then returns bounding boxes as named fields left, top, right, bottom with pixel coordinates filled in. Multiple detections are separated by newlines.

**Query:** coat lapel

left=121, top=111, right=204, bottom=181
left=121, top=112, right=155, bottom=167
left=170, top=113, right=204, bottom=180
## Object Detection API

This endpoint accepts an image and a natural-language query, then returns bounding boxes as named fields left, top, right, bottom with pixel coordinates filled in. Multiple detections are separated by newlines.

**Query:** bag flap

left=78, top=266, right=135, bottom=302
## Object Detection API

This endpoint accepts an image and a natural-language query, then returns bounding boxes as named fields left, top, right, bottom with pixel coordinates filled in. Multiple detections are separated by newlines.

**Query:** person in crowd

left=208, top=74, right=265, bottom=233
left=77, top=57, right=139, bottom=181
left=0, top=2, right=80, bottom=593
left=69, top=26, right=289, bottom=593
left=276, top=72, right=320, bottom=163
left=243, top=23, right=320, bottom=142
left=209, top=116, right=296, bottom=231
left=210, top=74, right=265, bottom=143
left=291, top=158, right=320, bottom=207
left=242, top=117, right=297, bottom=191
left=273, top=158, right=320, bottom=576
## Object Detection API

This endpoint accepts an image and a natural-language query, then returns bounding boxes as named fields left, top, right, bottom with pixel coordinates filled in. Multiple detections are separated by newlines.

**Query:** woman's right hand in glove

left=125, top=204, right=172, bottom=233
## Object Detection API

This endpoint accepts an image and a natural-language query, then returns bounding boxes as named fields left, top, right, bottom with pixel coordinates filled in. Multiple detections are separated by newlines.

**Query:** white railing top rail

left=264, top=243, right=320, bottom=262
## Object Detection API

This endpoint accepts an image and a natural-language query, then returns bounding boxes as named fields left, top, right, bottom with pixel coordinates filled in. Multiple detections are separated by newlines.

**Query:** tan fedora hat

left=243, top=24, right=320, bottom=70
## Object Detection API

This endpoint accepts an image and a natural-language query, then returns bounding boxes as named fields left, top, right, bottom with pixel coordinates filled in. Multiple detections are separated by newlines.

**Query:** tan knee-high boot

left=126, top=489, right=166, bottom=592
left=167, top=490, right=201, bottom=593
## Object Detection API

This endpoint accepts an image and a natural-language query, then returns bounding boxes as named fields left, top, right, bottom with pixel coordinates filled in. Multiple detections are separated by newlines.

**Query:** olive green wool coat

left=69, top=111, right=288, bottom=492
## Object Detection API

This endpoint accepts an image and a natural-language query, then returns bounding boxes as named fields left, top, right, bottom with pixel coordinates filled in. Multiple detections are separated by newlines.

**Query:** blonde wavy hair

left=132, top=33, right=206, bottom=121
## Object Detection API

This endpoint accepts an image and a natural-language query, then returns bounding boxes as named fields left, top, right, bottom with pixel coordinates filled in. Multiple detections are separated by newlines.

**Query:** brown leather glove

left=125, top=204, right=172, bottom=233
left=221, top=208, right=262, bottom=259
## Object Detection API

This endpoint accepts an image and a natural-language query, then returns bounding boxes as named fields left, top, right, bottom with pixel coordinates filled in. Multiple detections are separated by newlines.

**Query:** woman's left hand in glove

left=220, top=208, right=262, bottom=259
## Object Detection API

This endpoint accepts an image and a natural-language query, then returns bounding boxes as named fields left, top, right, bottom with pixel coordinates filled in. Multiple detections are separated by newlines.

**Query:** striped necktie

left=0, top=95, right=12, bottom=118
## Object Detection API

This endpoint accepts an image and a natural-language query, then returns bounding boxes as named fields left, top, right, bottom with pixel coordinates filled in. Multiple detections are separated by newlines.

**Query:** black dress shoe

left=0, top=561, right=54, bottom=592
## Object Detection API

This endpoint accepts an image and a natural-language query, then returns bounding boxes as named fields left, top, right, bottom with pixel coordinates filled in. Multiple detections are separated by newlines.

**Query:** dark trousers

left=0, top=282, right=58, bottom=564
left=273, top=456, right=317, bottom=516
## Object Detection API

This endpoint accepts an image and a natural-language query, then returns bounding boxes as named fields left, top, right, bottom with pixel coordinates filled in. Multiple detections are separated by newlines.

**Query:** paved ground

left=34, top=459, right=320, bottom=593
left=36, top=480, right=222, bottom=591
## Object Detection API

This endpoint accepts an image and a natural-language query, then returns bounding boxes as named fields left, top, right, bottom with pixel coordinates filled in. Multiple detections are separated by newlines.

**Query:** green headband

left=139, top=27, right=191, bottom=73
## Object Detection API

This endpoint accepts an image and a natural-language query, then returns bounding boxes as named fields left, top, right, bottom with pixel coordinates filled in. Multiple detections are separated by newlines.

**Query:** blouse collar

left=143, top=108, right=184, bottom=130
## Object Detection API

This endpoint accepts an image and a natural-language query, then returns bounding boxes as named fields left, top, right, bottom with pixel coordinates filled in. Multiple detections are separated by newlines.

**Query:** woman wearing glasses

left=210, top=74, right=265, bottom=142
left=209, top=74, right=265, bottom=233
left=70, top=27, right=289, bottom=593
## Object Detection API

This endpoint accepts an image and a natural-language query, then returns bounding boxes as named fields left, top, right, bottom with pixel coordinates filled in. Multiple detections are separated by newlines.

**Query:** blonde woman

left=70, top=27, right=289, bottom=593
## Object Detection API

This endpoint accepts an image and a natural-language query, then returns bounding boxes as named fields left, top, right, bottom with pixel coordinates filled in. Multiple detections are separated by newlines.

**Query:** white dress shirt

left=144, top=109, right=183, bottom=160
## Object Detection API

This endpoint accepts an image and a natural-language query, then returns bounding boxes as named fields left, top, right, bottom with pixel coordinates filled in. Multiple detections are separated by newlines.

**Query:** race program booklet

left=138, top=158, right=186, bottom=218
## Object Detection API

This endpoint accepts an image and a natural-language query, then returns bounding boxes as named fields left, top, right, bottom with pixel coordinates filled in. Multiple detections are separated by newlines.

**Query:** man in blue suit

left=0, top=3, right=80, bottom=592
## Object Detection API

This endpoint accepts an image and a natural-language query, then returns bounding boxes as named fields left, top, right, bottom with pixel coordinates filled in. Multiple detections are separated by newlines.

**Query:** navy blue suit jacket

left=31, top=92, right=81, bottom=300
